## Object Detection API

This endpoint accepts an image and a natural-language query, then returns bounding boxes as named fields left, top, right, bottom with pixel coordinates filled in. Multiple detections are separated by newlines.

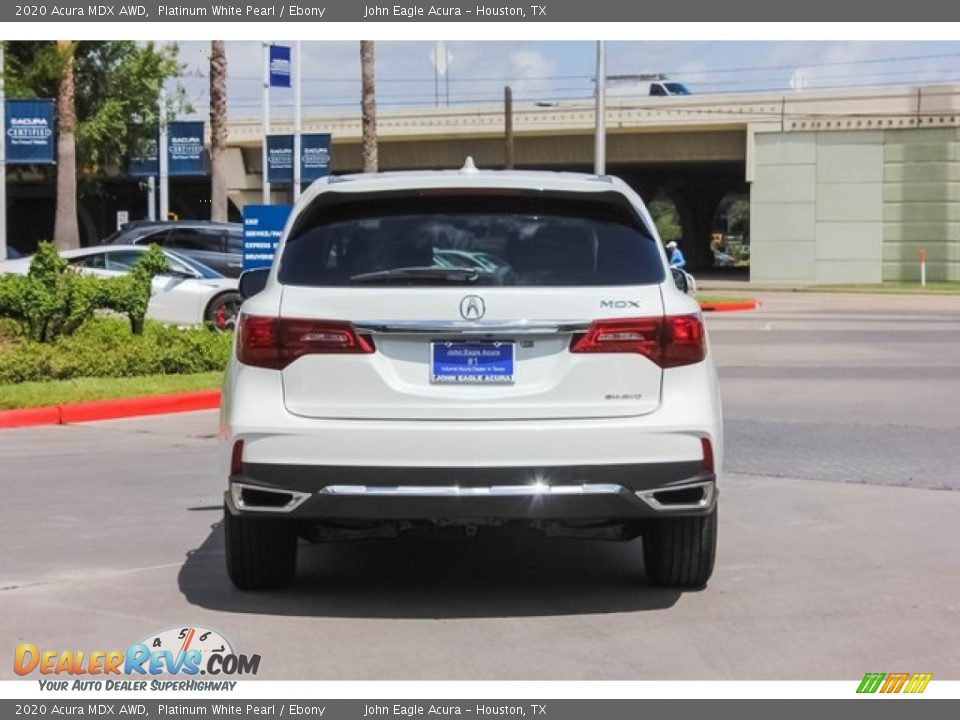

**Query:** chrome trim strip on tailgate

left=353, top=319, right=590, bottom=335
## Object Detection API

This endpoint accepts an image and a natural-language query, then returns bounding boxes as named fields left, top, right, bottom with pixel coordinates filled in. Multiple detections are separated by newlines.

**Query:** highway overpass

left=221, top=83, right=960, bottom=283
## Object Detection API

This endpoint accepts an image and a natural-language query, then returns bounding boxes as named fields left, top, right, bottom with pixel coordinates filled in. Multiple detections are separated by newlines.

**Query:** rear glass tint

left=278, top=193, right=665, bottom=287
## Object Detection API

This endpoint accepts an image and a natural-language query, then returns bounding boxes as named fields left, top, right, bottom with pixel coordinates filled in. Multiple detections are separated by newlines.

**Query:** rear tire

left=224, top=508, right=297, bottom=590
left=643, top=508, right=717, bottom=588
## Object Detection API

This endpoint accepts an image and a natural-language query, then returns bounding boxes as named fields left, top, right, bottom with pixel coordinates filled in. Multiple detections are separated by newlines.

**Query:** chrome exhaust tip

left=230, top=482, right=310, bottom=513
left=636, top=480, right=715, bottom=512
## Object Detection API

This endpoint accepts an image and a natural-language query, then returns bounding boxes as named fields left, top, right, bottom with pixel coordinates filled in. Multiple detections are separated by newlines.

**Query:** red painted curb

left=699, top=300, right=761, bottom=313
left=0, top=390, right=221, bottom=430
left=0, top=405, right=62, bottom=429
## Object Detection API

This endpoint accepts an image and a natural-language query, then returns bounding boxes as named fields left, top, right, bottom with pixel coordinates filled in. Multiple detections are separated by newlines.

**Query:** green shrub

left=0, top=242, right=170, bottom=341
left=0, top=317, right=233, bottom=383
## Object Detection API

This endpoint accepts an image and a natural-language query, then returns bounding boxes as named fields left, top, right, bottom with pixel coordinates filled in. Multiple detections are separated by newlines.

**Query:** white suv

left=221, top=163, right=722, bottom=590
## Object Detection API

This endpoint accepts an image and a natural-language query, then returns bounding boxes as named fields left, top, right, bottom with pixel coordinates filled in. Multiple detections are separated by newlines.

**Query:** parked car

left=221, top=161, right=722, bottom=591
left=103, top=220, right=244, bottom=278
left=0, top=245, right=241, bottom=330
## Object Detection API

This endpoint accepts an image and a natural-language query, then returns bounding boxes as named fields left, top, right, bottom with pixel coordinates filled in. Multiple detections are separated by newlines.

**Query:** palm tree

left=360, top=40, right=378, bottom=173
left=209, top=40, right=228, bottom=222
left=53, top=40, right=80, bottom=250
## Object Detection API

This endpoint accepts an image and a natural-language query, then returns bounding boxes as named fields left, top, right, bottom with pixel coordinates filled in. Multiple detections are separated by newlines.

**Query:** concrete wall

left=751, top=126, right=960, bottom=284
left=883, top=128, right=960, bottom=282
left=751, top=131, right=884, bottom=284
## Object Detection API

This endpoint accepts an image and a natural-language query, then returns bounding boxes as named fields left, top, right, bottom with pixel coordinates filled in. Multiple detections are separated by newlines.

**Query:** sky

left=170, top=40, right=960, bottom=121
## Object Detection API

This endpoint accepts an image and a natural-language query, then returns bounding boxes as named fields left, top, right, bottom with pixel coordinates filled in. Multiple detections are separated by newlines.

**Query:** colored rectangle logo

left=857, top=672, right=931, bottom=694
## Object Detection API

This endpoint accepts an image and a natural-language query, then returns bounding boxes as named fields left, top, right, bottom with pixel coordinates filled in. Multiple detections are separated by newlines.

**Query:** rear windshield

left=278, top=193, right=665, bottom=287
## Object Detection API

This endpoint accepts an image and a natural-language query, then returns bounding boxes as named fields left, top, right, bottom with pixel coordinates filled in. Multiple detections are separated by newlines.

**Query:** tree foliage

left=2, top=41, right=188, bottom=176
left=648, top=197, right=682, bottom=243
left=0, top=243, right=169, bottom=341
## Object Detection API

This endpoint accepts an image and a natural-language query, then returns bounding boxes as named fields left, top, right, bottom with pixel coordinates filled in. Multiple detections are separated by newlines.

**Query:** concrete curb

left=0, top=390, right=221, bottom=430
left=699, top=300, right=761, bottom=312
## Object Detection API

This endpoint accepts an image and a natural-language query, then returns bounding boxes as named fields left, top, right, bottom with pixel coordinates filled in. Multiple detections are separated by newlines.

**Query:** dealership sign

left=301, top=133, right=332, bottom=182
left=269, top=45, right=292, bottom=88
left=243, top=204, right=292, bottom=271
left=266, top=135, right=294, bottom=184
left=167, top=121, right=206, bottom=176
left=266, top=133, right=332, bottom=185
left=128, top=136, right=159, bottom=177
left=4, top=99, right=56, bottom=165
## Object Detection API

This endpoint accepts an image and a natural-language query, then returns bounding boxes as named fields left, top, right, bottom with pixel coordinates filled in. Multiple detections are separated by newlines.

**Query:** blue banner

left=128, top=136, right=159, bottom=177
left=266, top=135, right=294, bottom=184
left=269, top=45, right=291, bottom=88
left=4, top=99, right=56, bottom=165
left=167, top=121, right=206, bottom=176
left=243, top=204, right=293, bottom=271
left=301, top=133, right=332, bottom=183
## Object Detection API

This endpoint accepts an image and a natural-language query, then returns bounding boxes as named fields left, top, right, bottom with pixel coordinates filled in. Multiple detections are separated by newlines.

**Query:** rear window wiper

left=349, top=266, right=480, bottom=284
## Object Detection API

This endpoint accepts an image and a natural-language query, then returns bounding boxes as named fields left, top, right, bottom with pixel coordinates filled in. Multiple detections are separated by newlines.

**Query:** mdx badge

left=600, top=300, right=641, bottom=309
left=460, top=295, right=486, bottom=320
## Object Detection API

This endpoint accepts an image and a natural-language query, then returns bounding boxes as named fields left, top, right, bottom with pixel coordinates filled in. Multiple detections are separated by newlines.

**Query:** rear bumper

left=226, top=462, right=717, bottom=521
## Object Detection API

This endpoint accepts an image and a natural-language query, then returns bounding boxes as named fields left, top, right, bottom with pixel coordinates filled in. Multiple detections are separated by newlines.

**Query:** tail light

left=237, top=315, right=375, bottom=369
left=570, top=315, right=705, bottom=368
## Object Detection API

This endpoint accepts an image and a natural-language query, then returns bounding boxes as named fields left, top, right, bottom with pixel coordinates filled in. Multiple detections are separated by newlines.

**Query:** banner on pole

left=269, top=45, right=292, bottom=88
left=167, top=121, right=206, bottom=176
left=266, top=135, right=294, bottom=184
left=243, top=204, right=292, bottom=271
left=128, top=136, right=159, bottom=177
left=4, top=99, right=56, bottom=165
left=301, top=133, right=332, bottom=183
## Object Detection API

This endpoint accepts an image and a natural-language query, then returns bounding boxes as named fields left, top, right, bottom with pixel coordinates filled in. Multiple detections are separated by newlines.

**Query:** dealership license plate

left=431, top=342, right=515, bottom=384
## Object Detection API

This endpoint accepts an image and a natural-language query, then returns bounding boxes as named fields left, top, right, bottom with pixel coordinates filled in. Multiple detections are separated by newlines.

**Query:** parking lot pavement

left=713, top=292, right=960, bottom=489
left=1, top=292, right=958, bottom=679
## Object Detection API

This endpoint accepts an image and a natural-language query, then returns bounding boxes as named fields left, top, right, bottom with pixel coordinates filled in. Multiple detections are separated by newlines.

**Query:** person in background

left=666, top=240, right=686, bottom=269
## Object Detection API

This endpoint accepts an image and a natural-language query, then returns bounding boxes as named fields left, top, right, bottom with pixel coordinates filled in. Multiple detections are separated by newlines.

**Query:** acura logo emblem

left=459, top=295, right=486, bottom=320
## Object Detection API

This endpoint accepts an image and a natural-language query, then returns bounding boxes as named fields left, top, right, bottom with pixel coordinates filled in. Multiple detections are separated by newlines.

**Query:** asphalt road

left=1, top=292, right=958, bottom=680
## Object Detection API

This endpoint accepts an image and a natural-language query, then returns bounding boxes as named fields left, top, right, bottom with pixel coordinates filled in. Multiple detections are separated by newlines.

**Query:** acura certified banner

left=167, top=121, right=206, bottom=176
left=128, top=137, right=159, bottom=178
left=4, top=99, right=55, bottom=165
left=301, top=133, right=332, bottom=182
left=266, top=135, right=294, bottom=184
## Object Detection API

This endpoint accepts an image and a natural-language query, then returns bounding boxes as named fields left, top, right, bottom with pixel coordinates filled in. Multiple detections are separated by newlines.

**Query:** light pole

left=262, top=42, right=271, bottom=204
left=293, top=41, right=302, bottom=201
left=159, top=87, right=169, bottom=221
left=594, top=40, right=607, bottom=176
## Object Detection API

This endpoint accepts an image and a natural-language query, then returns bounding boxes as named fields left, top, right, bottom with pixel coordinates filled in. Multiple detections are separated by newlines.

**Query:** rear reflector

left=570, top=315, right=706, bottom=368
left=230, top=439, right=244, bottom=476
left=701, top=437, right=714, bottom=473
left=237, top=315, right=375, bottom=369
